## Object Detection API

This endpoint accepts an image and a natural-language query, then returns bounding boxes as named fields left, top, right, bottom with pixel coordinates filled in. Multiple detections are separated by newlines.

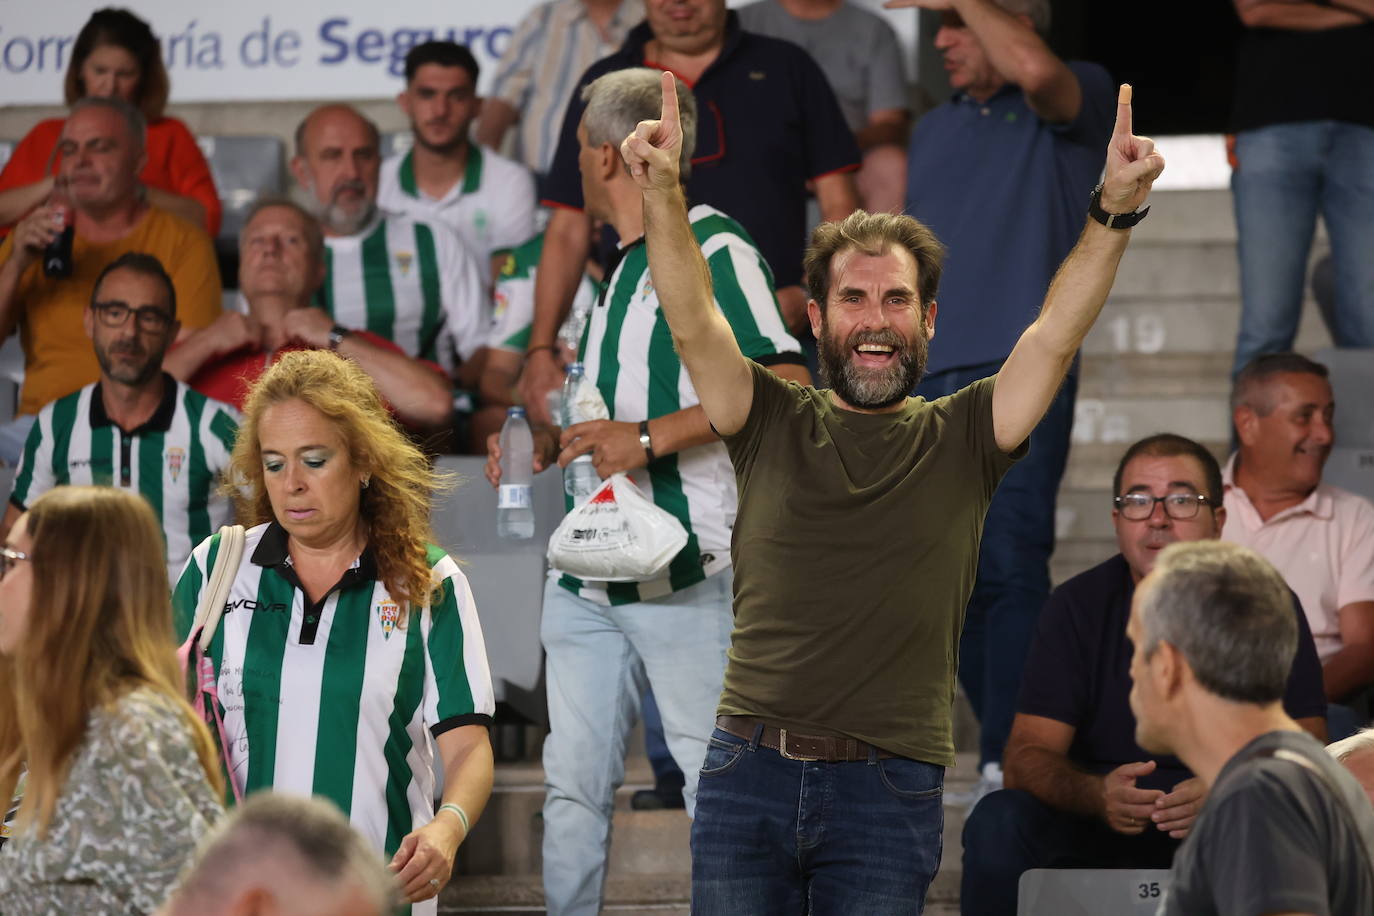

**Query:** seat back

left=196, top=135, right=287, bottom=243
left=1016, top=868, right=1172, bottom=916
left=428, top=455, right=565, bottom=721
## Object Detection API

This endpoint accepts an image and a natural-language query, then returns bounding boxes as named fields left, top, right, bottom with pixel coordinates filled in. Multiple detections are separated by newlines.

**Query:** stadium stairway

left=440, top=185, right=1334, bottom=914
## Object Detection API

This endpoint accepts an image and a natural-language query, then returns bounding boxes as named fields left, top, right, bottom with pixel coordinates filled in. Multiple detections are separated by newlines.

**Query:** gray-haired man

left=1128, top=540, right=1374, bottom=915
left=484, top=68, right=808, bottom=916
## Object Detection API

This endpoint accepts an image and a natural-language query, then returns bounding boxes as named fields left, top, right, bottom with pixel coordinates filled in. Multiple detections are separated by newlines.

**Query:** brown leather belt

left=716, top=715, right=898, bottom=762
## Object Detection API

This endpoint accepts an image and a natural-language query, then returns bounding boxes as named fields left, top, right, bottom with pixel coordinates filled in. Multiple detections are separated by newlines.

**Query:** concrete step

left=1070, top=392, right=1228, bottom=449
left=1083, top=294, right=1333, bottom=357
left=1129, top=189, right=1236, bottom=244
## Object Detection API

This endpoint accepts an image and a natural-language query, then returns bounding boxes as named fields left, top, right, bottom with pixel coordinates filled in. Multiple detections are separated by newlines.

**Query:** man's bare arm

left=474, top=98, right=520, bottom=150
left=623, top=73, right=758, bottom=436
left=992, top=85, right=1164, bottom=452
left=1234, top=0, right=1368, bottom=28
left=1004, top=714, right=1107, bottom=818
left=1323, top=600, right=1374, bottom=701
left=517, top=207, right=592, bottom=424
left=855, top=110, right=911, bottom=151
left=814, top=171, right=860, bottom=223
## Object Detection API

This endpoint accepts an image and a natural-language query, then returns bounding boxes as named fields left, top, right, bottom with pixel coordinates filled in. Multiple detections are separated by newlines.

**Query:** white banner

left=0, top=0, right=916, bottom=106
left=0, top=0, right=544, bottom=104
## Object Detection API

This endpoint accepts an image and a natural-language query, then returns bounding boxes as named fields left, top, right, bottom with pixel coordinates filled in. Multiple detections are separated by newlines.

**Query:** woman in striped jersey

left=0, top=486, right=224, bottom=913
left=173, top=350, right=495, bottom=913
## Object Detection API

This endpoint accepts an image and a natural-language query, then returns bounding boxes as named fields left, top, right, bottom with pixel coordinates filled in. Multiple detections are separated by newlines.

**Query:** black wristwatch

left=328, top=324, right=352, bottom=350
left=1088, top=182, right=1149, bottom=230
left=639, top=420, right=656, bottom=463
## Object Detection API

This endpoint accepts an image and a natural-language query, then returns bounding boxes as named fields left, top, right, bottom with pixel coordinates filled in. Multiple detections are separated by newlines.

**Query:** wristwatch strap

left=1088, top=182, right=1149, bottom=230
left=639, top=420, right=655, bottom=463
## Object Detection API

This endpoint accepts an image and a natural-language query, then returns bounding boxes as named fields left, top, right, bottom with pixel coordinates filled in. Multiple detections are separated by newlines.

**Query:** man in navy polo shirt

left=960, top=433, right=1328, bottom=914
left=895, top=0, right=1116, bottom=799
left=516, top=0, right=860, bottom=424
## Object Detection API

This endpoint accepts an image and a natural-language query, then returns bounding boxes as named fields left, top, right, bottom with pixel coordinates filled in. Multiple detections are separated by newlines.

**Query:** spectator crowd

left=0, top=1, right=1372, bottom=915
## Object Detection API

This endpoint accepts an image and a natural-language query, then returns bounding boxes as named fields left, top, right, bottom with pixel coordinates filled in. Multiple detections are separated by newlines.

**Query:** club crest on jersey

left=377, top=599, right=400, bottom=639
left=395, top=251, right=414, bottom=277
left=166, top=446, right=185, bottom=481
left=641, top=278, right=654, bottom=297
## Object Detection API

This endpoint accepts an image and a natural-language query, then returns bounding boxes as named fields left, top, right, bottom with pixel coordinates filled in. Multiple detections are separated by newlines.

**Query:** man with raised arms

left=620, top=72, right=1164, bottom=909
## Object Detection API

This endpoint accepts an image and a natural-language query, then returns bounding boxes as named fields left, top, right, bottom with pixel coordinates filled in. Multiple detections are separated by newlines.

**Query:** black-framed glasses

left=1113, top=492, right=1213, bottom=521
left=0, top=547, right=30, bottom=578
left=92, top=300, right=174, bottom=333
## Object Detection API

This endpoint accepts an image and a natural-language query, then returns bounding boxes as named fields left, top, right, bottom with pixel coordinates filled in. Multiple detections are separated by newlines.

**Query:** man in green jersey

left=5, top=252, right=239, bottom=581
left=291, top=104, right=489, bottom=391
left=621, top=74, right=1165, bottom=910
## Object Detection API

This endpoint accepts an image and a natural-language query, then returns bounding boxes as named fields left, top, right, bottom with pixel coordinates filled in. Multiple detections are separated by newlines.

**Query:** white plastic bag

left=546, top=473, right=689, bottom=581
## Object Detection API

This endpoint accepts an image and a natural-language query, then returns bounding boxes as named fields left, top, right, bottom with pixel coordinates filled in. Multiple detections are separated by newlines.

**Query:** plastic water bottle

left=497, top=407, right=535, bottom=540
left=562, top=363, right=600, bottom=503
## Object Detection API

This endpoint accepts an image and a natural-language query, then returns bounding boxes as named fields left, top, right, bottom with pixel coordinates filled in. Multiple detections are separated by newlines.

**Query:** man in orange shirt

left=0, top=96, right=221, bottom=465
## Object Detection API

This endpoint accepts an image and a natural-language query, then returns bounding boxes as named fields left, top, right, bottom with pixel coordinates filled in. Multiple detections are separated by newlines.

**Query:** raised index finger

left=660, top=70, right=680, bottom=132
left=1113, top=83, right=1133, bottom=140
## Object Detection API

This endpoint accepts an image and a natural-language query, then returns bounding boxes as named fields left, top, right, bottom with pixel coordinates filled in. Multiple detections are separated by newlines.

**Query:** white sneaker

left=944, top=761, right=1003, bottom=809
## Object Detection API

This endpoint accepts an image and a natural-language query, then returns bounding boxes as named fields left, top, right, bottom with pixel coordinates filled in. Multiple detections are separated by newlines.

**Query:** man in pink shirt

left=1224, top=352, right=1374, bottom=738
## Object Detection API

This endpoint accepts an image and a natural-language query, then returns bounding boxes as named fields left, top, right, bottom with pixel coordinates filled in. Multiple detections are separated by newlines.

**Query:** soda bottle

left=561, top=363, right=600, bottom=504
left=42, top=182, right=74, bottom=279
left=497, top=406, right=535, bottom=540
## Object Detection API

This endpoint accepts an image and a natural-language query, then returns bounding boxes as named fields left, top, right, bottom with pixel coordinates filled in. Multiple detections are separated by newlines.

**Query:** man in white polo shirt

left=379, top=41, right=536, bottom=287
left=292, top=104, right=488, bottom=387
left=1225, top=352, right=1374, bottom=739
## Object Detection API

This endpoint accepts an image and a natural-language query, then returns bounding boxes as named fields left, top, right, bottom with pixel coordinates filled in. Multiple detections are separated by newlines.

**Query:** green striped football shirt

left=172, top=522, right=494, bottom=916
left=318, top=213, right=488, bottom=372
left=10, top=376, right=239, bottom=582
left=378, top=144, right=537, bottom=286
left=558, top=205, right=801, bottom=606
left=488, top=232, right=600, bottom=353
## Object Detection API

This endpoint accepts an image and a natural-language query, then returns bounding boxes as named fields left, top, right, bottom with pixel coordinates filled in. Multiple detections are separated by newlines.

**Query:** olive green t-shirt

left=718, top=361, right=1023, bottom=766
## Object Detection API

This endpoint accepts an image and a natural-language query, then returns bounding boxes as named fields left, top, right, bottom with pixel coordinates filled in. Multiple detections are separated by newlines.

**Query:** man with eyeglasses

left=959, top=432, right=1327, bottom=915
left=0, top=97, right=222, bottom=468
left=0, top=253, right=238, bottom=582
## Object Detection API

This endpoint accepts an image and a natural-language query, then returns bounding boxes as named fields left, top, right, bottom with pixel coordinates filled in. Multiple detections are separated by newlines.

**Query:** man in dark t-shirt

left=1128, top=539, right=1374, bottom=916
left=622, top=72, right=1164, bottom=911
left=961, top=433, right=1329, bottom=915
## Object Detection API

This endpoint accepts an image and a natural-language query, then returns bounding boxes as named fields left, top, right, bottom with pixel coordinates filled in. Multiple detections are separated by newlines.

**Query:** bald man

left=291, top=104, right=488, bottom=393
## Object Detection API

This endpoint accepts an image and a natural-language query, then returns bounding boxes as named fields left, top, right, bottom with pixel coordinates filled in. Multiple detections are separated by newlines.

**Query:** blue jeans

left=961, top=789, right=1178, bottom=915
left=916, top=365, right=1077, bottom=768
left=1232, top=120, right=1374, bottom=376
left=642, top=688, right=686, bottom=792
left=540, top=572, right=734, bottom=916
left=691, top=728, right=944, bottom=914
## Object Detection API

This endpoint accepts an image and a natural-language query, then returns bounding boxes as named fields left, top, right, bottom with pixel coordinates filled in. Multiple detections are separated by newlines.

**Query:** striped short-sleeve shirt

left=559, top=204, right=801, bottom=606
left=10, top=375, right=239, bottom=582
left=488, top=232, right=600, bottom=353
left=318, top=213, right=489, bottom=370
left=172, top=522, right=494, bottom=915
left=378, top=144, right=537, bottom=286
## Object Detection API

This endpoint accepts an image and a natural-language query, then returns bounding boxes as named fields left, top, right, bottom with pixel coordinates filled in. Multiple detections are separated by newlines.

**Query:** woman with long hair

left=0, top=7, right=221, bottom=234
left=173, top=349, right=495, bottom=912
left=0, top=486, right=224, bottom=913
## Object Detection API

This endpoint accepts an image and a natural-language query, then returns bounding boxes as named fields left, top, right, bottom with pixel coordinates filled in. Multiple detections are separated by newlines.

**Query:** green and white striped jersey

left=559, top=205, right=801, bottom=606
left=10, top=376, right=239, bottom=583
left=488, top=232, right=600, bottom=353
left=172, top=522, right=494, bottom=916
left=379, top=144, right=537, bottom=286
left=319, top=213, right=488, bottom=372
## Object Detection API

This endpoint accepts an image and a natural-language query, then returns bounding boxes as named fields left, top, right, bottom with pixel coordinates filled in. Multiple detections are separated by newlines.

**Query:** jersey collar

left=89, top=372, right=179, bottom=434
left=251, top=519, right=379, bottom=579
left=397, top=143, right=484, bottom=201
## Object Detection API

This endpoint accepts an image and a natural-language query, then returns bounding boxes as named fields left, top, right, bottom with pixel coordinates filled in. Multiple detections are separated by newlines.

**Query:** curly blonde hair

left=228, top=350, right=450, bottom=609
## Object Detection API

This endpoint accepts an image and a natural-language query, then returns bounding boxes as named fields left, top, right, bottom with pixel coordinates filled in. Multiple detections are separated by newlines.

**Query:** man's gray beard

left=816, top=323, right=927, bottom=410
left=321, top=198, right=376, bottom=236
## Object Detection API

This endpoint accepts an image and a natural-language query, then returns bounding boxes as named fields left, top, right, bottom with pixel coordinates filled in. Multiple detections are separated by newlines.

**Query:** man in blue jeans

left=898, top=0, right=1116, bottom=797
left=1229, top=2, right=1374, bottom=376
left=621, top=70, right=1162, bottom=912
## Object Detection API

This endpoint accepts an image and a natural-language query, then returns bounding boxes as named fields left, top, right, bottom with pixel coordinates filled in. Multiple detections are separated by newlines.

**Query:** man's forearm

left=341, top=337, right=453, bottom=429
left=1236, top=0, right=1367, bottom=28
left=1322, top=644, right=1374, bottom=702
left=954, top=0, right=1068, bottom=91
left=0, top=182, right=52, bottom=228
left=474, top=98, right=520, bottom=151
left=643, top=185, right=719, bottom=346
left=1005, top=746, right=1106, bottom=820
left=1030, top=221, right=1130, bottom=361
left=529, top=209, right=593, bottom=350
